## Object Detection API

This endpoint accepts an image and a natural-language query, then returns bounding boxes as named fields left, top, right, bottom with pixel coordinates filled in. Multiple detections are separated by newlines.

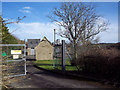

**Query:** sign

left=2, top=52, right=7, bottom=56
left=11, top=50, right=21, bottom=55
left=13, top=55, right=19, bottom=59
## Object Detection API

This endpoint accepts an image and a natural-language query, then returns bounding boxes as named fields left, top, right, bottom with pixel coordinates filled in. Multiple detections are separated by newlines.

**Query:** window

left=31, top=47, right=34, bottom=49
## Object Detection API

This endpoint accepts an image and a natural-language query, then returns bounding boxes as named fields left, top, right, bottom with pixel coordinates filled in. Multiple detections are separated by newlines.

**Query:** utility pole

left=53, top=29, right=56, bottom=67
left=54, top=29, right=56, bottom=44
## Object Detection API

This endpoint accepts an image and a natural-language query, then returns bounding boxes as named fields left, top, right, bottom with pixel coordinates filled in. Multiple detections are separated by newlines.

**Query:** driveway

left=7, top=61, right=113, bottom=88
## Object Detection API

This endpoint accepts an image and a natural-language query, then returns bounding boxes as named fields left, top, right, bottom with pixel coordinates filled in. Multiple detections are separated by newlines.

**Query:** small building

left=27, top=39, right=40, bottom=55
left=35, top=36, right=53, bottom=60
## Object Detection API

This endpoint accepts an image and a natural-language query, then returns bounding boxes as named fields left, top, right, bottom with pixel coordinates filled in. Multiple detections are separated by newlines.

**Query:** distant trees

left=48, top=2, right=109, bottom=62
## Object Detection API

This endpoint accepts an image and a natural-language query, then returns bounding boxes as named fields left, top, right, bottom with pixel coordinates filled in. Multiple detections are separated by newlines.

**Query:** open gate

left=1, top=44, right=26, bottom=77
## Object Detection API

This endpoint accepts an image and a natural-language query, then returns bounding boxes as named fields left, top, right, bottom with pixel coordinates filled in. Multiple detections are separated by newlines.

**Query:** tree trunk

left=72, top=39, right=77, bottom=65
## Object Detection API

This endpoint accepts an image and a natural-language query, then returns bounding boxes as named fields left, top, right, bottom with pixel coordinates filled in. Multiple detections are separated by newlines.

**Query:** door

left=31, top=49, right=35, bottom=55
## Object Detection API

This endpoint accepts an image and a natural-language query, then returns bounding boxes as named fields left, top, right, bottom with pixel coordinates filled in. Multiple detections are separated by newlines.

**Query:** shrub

left=76, top=46, right=120, bottom=81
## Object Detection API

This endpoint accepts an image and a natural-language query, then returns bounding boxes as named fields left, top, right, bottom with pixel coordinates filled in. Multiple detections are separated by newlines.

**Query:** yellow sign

left=11, top=50, right=22, bottom=54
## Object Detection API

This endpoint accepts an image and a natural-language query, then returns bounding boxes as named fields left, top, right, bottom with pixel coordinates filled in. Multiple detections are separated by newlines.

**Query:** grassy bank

left=33, top=59, right=78, bottom=71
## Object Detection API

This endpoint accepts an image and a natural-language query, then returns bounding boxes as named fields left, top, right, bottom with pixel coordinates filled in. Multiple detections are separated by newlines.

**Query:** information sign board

left=11, top=50, right=21, bottom=55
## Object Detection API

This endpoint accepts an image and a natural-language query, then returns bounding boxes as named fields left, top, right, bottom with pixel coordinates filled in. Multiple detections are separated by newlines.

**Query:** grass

left=34, top=59, right=78, bottom=71
left=39, top=65, right=54, bottom=70
left=34, top=60, right=53, bottom=65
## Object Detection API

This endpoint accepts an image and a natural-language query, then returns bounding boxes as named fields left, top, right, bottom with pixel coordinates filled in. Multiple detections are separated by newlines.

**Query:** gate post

left=24, top=44, right=27, bottom=75
left=62, top=40, right=65, bottom=71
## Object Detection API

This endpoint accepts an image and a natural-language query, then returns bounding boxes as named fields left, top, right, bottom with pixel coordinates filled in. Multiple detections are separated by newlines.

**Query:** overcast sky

left=2, top=2, right=118, bottom=43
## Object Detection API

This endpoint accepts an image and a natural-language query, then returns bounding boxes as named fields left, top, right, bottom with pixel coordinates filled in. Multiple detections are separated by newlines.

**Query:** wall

left=27, top=48, right=31, bottom=56
left=35, top=40, right=53, bottom=60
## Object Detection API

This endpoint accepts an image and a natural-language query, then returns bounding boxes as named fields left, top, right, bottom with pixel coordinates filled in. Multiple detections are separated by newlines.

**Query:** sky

left=2, top=2, right=118, bottom=43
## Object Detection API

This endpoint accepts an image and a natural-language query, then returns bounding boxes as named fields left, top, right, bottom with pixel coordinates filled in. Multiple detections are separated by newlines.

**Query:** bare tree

left=48, top=2, right=109, bottom=61
left=3, top=16, right=26, bottom=25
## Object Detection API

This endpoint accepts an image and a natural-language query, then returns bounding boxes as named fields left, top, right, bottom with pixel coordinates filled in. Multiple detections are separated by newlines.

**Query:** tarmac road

left=7, top=61, right=114, bottom=89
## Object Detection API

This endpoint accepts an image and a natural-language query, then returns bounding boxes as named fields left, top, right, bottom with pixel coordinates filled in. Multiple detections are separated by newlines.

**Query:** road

left=7, top=61, right=113, bottom=88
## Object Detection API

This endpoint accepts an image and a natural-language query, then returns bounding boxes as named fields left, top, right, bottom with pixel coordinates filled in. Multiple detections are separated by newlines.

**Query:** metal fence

left=1, top=44, right=26, bottom=77
left=53, top=40, right=78, bottom=71
left=53, top=44, right=62, bottom=69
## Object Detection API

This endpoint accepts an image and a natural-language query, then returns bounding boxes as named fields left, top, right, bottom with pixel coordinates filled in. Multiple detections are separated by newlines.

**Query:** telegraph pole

left=53, top=29, right=56, bottom=67
left=54, top=29, right=56, bottom=44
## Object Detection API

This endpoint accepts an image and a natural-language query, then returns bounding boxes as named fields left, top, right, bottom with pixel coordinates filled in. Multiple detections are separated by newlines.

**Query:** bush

left=76, top=47, right=120, bottom=81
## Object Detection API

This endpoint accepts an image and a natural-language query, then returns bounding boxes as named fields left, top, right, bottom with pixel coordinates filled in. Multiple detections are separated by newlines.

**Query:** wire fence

left=53, top=40, right=79, bottom=71
left=53, top=44, right=62, bottom=70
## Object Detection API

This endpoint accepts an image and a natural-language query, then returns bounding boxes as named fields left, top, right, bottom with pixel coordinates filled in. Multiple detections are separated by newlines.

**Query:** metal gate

left=53, top=40, right=65, bottom=71
left=1, top=44, right=26, bottom=77
left=53, top=44, right=62, bottom=69
left=53, top=40, right=78, bottom=71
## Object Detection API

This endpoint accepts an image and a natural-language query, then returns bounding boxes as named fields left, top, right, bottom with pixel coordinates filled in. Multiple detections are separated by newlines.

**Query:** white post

left=24, top=43, right=27, bottom=75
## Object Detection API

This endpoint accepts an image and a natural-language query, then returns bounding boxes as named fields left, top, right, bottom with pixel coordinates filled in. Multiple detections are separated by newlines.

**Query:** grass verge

left=33, top=59, right=78, bottom=71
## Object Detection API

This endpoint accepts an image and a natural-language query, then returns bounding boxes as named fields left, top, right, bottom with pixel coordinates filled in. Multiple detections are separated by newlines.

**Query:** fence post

left=62, top=40, right=65, bottom=71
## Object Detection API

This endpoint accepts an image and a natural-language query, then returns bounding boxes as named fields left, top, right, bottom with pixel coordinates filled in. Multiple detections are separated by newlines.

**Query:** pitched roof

left=40, top=36, right=53, bottom=46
